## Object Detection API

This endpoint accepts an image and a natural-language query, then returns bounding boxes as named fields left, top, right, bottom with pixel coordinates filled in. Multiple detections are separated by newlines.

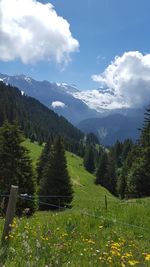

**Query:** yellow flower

left=107, top=256, right=112, bottom=263
left=111, top=250, right=121, bottom=257
left=123, top=252, right=132, bottom=258
left=62, top=233, right=68, bottom=237
left=144, top=253, right=150, bottom=261
left=111, top=242, right=121, bottom=248
left=87, top=239, right=95, bottom=244
left=128, top=260, right=140, bottom=266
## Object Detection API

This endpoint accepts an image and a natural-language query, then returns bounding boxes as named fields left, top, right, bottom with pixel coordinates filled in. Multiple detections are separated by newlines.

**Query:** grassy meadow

left=0, top=141, right=150, bottom=266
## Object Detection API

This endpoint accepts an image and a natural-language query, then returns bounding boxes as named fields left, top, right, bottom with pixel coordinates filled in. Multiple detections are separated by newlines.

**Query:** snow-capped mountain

left=0, top=73, right=100, bottom=124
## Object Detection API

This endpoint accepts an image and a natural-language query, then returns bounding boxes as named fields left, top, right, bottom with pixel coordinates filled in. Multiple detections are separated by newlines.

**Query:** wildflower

left=99, top=256, right=105, bottom=261
left=107, top=256, right=112, bottom=263
left=36, top=240, right=41, bottom=248
left=87, top=239, right=95, bottom=244
left=128, top=260, right=140, bottom=266
left=123, top=252, right=133, bottom=258
left=144, top=253, right=150, bottom=261
left=111, top=242, right=121, bottom=248
left=111, top=250, right=121, bottom=257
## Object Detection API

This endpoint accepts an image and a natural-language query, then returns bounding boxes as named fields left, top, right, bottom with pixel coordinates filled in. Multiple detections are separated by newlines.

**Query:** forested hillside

left=0, top=82, right=83, bottom=143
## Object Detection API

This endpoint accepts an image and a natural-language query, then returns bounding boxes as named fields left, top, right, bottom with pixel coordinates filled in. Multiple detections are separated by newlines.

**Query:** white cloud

left=51, top=101, right=67, bottom=108
left=91, top=51, right=150, bottom=109
left=0, top=0, right=79, bottom=64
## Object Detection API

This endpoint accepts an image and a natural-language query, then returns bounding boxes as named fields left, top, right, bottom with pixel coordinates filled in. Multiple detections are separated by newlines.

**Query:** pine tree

left=39, top=137, right=73, bottom=210
left=0, top=121, right=36, bottom=215
left=124, top=106, right=150, bottom=198
left=121, top=139, right=133, bottom=163
left=36, top=137, right=52, bottom=183
left=127, top=156, right=150, bottom=197
left=113, top=140, right=122, bottom=168
left=106, top=153, right=116, bottom=195
left=86, top=133, right=99, bottom=145
left=95, top=152, right=108, bottom=186
left=117, top=145, right=139, bottom=198
left=83, top=145, right=95, bottom=173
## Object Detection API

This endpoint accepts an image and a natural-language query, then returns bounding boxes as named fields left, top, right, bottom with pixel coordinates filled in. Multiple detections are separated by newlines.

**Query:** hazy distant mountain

left=77, top=113, right=145, bottom=145
left=0, top=73, right=99, bottom=124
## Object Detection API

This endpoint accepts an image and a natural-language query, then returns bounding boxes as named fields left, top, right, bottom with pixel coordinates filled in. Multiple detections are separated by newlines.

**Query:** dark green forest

left=0, top=82, right=83, bottom=144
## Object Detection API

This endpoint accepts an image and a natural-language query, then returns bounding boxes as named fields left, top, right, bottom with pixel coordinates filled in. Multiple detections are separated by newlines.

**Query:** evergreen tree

left=39, top=137, right=73, bottom=210
left=117, top=145, right=138, bottom=198
left=0, top=121, right=36, bottom=215
left=86, top=133, right=99, bottom=145
left=118, top=105, right=150, bottom=199
left=127, top=156, right=150, bottom=197
left=95, top=152, right=108, bottom=186
left=106, top=153, right=116, bottom=195
left=121, top=139, right=133, bottom=163
left=113, top=140, right=122, bottom=168
left=83, top=145, right=95, bottom=173
left=36, top=137, right=52, bottom=183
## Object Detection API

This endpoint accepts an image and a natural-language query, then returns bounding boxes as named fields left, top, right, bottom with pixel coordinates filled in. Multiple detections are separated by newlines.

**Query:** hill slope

left=0, top=141, right=149, bottom=266
left=0, top=81, right=83, bottom=142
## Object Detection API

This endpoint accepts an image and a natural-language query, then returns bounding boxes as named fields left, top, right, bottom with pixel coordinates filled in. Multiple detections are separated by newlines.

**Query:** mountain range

left=0, top=73, right=145, bottom=145
left=0, top=73, right=99, bottom=125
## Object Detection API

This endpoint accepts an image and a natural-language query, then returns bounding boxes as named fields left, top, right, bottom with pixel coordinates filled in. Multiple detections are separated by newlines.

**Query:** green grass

left=23, top=139, right=43, bottom=167
left=0, top=141, right=150, bottom=266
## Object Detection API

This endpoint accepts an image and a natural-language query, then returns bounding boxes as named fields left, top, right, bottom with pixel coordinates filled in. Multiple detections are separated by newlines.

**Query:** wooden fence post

left=105, top=195, right=108, bottom=211
left=2, top=185, right=18, bottom=243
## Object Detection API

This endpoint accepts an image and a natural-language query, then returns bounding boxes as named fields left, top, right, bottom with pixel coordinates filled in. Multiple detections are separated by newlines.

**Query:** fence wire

left=0, top=193, right=149, bottom=233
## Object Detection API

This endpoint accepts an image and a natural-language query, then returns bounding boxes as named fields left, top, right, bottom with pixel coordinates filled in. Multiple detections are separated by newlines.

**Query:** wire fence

left=81, top=211, right=150, bottom=233
left=0, top=193, right=150, bottom=233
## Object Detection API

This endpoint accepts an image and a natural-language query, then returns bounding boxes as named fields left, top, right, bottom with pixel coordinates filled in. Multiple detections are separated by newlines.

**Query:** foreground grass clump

left=0, top=141, right=150, bottom=266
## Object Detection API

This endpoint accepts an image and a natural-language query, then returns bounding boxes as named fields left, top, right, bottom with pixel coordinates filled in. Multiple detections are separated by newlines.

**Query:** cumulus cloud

left=51, top=101, right=67, bottom=108
left=0, top=0, right=79, bottom=64
left=90, top=51, right=150, bottom=109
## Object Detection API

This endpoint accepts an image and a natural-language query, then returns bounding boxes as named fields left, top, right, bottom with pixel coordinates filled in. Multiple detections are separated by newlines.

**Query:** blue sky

left=1, top=0, right=150, bottom=90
